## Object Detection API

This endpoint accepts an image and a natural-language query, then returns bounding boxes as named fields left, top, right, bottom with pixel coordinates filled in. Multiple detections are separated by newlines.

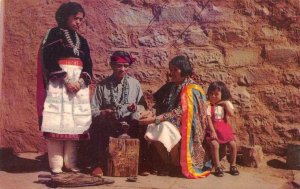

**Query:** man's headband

left=110, top=55, right=135, bottom=65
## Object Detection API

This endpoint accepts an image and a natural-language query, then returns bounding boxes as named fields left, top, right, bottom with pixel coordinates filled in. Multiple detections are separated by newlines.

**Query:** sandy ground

left=0, top=153, right=299, bottom=189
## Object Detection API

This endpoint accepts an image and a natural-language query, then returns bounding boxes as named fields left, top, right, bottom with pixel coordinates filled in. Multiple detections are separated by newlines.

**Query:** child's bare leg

left=228, top=140, right=237, bottom=166
left=210, top=140, right=220, bottom=167
left=211, top=140, right=224, bottom=177
left=219, top=144, right=227, bottom=161
left=228, top=140, right=239, bottom=175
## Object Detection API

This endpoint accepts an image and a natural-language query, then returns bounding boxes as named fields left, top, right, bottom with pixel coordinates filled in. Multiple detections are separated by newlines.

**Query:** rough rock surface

left=0, top=0, right=299, bottom=154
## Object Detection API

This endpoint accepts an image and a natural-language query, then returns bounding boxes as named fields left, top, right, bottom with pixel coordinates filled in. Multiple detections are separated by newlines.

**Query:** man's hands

left=100, top=109, right=116, bottom=119
left=127, top=103, right=137, bottom=112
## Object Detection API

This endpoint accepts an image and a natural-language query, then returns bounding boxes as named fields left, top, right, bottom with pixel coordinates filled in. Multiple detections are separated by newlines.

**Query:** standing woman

left=37, top=2, right=93, bottom=174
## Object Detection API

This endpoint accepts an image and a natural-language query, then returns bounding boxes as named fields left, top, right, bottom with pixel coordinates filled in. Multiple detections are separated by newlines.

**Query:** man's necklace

left=109, top=75, right=129, bottom=109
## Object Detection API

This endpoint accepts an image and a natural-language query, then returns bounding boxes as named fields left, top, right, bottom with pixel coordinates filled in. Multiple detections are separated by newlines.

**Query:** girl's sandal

left=230, top=165, right=240, bottom=176
left=215, top=166, right=224, bottom=177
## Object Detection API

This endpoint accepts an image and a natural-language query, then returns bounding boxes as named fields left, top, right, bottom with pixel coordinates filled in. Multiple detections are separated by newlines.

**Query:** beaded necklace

left=109, top=75, right=130, bottom=118
left=60, top=28, right=80, bottom=56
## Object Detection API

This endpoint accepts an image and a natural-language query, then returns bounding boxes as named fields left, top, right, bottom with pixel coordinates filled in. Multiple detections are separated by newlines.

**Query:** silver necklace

left=60, top=28, right=80, bottom=56
left=109, top=75, right=129, bottom=119
left=109, top=75, right=129, bottom=107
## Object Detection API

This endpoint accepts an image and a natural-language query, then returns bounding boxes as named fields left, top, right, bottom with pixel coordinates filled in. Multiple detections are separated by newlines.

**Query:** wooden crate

left=107, top=137, right=139, bottom=177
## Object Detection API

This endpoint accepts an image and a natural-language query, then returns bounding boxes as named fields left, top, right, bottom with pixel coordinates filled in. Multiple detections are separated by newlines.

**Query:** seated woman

left=139, top=55, right=211, bottom=178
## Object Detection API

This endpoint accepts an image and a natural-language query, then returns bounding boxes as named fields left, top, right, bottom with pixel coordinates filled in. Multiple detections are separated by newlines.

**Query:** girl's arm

left=218, top=100, right=234, bottom=117
left=207, top=115, right=218, bottom=140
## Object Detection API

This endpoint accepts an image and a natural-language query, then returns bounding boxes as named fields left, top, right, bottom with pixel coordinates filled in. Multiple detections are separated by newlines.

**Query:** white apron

left=41, top=58, right=91, bottom=134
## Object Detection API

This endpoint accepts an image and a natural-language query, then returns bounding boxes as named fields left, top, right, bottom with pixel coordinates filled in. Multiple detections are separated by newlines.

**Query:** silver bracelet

left=155, top=116, right=161, bottom=125
left=78, top=78, right=86, bottom=89
left=64, top=76, right=71, bottom=84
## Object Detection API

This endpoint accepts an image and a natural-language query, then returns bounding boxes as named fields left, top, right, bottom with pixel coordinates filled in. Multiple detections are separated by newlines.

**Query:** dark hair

left=207, top=81, right=232, bottom=101
left=110, top=51, right=135, bottom=65
left=55, top=2, right=85, bottom=28
left=169, top=55, right=193, bottom=77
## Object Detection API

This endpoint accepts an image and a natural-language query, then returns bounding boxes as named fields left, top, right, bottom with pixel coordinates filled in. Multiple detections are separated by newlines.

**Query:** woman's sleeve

left=153, top=83, right=169, bottom=103
left=136, top=81, right=148, bottom=109
left=42, top=29, right=66, bottom=80
left=160, top=105, right=183, bottom=128
left=80, top=38, right=93, bottom=85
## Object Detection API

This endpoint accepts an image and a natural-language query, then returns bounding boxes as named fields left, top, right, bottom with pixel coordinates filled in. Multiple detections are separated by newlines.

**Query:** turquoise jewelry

left=155, top=117, right=161, bottom=125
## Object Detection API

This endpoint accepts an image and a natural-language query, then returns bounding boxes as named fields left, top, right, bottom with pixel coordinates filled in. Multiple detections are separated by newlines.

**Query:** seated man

left=90, top=51, right=150, bottom=177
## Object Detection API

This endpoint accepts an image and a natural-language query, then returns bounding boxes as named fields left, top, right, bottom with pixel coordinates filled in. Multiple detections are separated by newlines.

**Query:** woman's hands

left=65, top=82, right=81, bottom=93
left=64, top=77, right=84, bottom=94
left=138, top=110, right=155, bottom=125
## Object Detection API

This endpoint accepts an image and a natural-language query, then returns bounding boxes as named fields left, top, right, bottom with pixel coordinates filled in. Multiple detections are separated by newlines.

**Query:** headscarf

left=110, top=52, right=135, bottom=65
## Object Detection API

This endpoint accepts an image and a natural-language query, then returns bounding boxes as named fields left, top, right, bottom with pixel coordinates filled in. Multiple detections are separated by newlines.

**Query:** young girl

left=206, top=81, right=239, bottom=177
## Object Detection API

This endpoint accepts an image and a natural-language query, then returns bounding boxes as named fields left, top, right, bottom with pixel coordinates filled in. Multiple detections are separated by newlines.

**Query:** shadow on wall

left=0, top=147, right=49, bottom=173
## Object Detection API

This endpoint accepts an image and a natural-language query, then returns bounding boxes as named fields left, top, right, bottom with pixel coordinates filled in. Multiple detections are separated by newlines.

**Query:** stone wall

left=1, top=0, right=299, bottom=154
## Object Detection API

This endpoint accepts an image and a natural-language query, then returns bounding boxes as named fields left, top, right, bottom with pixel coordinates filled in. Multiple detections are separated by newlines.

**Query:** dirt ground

left=0, top=152, right=299, bottom=189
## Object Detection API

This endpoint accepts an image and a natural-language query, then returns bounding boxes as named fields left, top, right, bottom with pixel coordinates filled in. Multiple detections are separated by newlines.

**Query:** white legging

left=47, top=139, right=77, bottom=172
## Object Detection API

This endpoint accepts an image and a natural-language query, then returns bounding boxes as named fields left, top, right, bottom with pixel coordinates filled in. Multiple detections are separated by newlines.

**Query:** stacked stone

left=1, top=0, right=299, bottom=156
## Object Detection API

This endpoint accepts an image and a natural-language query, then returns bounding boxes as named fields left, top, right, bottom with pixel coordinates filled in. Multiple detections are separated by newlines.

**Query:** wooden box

left=107, top=137, right=140, bottom=177
left=240, top=145, right=264, bottom=168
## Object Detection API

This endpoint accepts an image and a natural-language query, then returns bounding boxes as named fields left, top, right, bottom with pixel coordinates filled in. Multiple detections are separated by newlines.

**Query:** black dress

left=41, top=27, right=93, bottom=86
left=37, top=27, right=93, bottom=140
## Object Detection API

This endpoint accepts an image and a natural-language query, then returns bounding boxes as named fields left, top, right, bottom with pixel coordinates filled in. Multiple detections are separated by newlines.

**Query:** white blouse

left=207, top=101, right=234, bottom=119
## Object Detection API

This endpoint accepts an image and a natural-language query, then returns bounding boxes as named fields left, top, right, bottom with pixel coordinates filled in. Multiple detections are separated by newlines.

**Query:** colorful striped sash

left=180, top=84, right=211, bottom=178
